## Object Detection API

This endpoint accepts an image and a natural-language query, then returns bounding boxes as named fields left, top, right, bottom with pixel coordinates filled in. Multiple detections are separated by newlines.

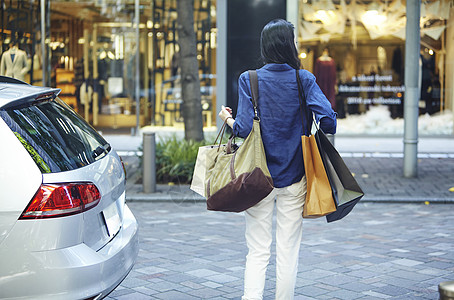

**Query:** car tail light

left=120, top=157, right=127, bottom=179
left=19, top=183, right=101, bottom=219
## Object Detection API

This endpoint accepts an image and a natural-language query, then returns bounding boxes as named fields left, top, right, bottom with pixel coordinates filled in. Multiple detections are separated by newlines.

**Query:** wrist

left=225, top=116, right=234, bottom=128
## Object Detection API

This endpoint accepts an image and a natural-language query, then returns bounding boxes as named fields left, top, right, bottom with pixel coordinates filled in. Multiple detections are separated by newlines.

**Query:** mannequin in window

left=0, top=41, right=29, bottom=81
left=97, top=47, right=114, bottom=110
left=314, top=48, right=337, bottom=110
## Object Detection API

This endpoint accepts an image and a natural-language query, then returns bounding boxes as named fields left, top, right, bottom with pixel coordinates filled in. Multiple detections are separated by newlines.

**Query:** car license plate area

left=102, top=202, right=121, bottom=238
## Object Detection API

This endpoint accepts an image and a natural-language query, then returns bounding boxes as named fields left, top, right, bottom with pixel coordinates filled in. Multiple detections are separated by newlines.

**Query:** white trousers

left=242, top=176, right=307, bottom=300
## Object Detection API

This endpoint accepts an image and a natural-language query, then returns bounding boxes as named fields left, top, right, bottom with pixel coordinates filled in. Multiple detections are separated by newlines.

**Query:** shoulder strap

left=296, top=69, right=311, bottom=133
left=248, top=70, right=259, bottom=119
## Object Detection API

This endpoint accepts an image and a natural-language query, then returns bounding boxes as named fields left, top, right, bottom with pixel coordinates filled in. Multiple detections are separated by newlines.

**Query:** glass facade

left=1, top=0, right=217, bottom=132
left=1, top=0, right=453, bottom=135
left=297, top=0, right=453, bottom=135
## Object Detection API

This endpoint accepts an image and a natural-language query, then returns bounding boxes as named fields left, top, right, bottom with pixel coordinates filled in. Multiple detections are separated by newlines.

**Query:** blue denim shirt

left=233, top=63, right=337, bottom=188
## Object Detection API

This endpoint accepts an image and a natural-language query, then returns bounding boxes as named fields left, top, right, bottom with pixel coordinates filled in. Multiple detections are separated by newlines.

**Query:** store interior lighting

left=313, top=0, right=336, bottom=24
left=300, top=0, right=450, bottom=44
left=99, top=50, right=115, bottom=60
left=361, top=2, right=387, bottom=26
left=314, top=10, right=337, bottom=25
left=361, top=10, right=387, bottom=26
left=50, top=41, right=65, bottom=50
left=425, top=48, right=435, bottom=56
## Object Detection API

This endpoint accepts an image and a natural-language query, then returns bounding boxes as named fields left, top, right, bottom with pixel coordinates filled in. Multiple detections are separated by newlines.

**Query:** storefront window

left=1, top=0, right=217, bottom=131
left=149, top=0, right=216, bottom=128
left=298, top=0, right=453, bottom=135
left=0, top=1, right=44, bottom=86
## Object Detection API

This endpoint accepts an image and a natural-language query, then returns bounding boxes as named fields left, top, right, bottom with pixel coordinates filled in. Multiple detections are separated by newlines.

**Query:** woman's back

left=233, top=63, right=336, bottom=188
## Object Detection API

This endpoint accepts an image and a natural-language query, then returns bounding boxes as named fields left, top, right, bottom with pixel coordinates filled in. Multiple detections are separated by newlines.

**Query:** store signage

left=338, top=74, right=405, bottom=105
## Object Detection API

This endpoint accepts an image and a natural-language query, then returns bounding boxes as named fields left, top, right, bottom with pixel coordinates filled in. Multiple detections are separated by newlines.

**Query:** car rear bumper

left=0, top=204, right=139, bottom=300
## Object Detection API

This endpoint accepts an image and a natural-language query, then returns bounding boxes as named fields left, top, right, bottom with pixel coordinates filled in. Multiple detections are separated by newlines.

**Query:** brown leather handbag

left=205, top=70, right=274, bottom=212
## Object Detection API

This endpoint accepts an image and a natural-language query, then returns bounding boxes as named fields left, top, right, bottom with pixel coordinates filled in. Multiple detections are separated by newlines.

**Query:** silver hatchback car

left=0, top=76, right=139, bottom=299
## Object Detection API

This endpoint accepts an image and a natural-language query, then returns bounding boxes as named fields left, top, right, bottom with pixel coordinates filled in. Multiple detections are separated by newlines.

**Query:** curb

left=360, top=196, right=454, bottom=204
left=126, top=194, right=205, bottom=202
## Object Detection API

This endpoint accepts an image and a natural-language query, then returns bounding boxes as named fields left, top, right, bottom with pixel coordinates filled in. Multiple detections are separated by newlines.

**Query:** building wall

left=226, top=0, right=287, bottom=114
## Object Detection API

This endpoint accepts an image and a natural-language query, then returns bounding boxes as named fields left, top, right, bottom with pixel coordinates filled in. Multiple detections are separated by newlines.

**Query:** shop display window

left=3, top=0, right=453, bottom=135
left=298, top=0, right=453, bottom=135
left=1, top=0, right=216, bottom=131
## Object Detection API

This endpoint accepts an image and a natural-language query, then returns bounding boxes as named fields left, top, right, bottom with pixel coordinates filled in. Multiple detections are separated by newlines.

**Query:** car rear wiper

left=92, top=143, right=111, bottom=159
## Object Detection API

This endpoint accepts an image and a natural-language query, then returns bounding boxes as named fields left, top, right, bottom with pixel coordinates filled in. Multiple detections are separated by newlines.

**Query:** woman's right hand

left=219, top=105, right=235, bottom=128
left=218, top=105, right=233, bottom=122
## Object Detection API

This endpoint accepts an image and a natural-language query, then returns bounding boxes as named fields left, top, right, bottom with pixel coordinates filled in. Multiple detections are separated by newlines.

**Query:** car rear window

left=0, top=97, right=110, bottom=173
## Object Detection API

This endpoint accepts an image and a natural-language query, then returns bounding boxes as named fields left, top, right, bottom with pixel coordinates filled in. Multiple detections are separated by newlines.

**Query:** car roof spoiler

left=0, top=77, right=61, bottom=110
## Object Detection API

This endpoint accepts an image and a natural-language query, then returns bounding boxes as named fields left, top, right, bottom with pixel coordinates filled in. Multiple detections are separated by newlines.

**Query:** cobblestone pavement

left=107, top=201, right=454, bottom=300
left=341, top=157, right=454, bottom=202
left=122, top=156, right=454, bottom=203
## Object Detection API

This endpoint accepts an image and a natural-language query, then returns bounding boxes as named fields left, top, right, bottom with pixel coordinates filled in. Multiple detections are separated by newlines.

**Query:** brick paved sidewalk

left=342, top=156, right=454, bottom=202
left=107, top=201, right=454, bottom=300
left=122, top=156, right=454, bottom=203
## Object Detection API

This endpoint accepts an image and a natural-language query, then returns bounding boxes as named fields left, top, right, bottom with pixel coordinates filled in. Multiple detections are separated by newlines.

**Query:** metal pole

left=41, top=0, right=46, bottom=86
left=216, top=0, right=227, bottom=130
left=143, top=132, right=156, bottom=193
left=29, top=0, right=34, bottom=83
left=135, top=0, right=140, bottom=136
left=403, top=0, right=420, bottom=178
left=92, top=25, right=99, bottom=126
left=1, top=0, right=4, bottom=48
left=46, top=0, right=50, bottom=86
left=83, top=29, right=90, bottom=122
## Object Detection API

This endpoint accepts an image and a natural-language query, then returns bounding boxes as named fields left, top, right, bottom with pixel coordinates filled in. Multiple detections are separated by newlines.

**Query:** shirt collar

left=261, top=63, right=294, bottom=71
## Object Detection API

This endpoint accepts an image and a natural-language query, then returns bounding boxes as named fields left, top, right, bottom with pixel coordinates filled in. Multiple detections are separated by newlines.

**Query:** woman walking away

left=218, top=19, right=337, bottom=300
